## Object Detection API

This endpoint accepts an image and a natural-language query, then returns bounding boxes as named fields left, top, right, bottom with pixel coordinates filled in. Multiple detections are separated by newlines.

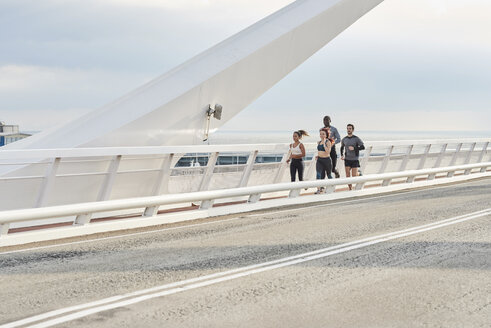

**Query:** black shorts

left=344, top=159, right=360, bottom=168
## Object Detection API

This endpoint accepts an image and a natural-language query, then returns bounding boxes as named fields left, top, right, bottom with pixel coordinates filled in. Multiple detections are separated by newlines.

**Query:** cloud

left=221, top=108, right=491, bottom=132
left=428, top=0, right=448, bottom=16
left=1, top=108, right=90, bottom=132
left=0, top=64, right=151, bottom=111
left=105, top=0, right=212, bottom=8
left=0, top=64, right=152, bottom=130
left=0, top=0, right=490, bottom=133
left=0, top=0, right=295, bottom=73
left=347, top=0, right=491, bottom=50
left=103, top=0, right=292, bottom=12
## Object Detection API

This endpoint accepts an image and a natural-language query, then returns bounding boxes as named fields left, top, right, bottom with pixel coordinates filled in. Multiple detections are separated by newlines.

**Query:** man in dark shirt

left=323, top=115, right=341, bottom=178
left=340, top=123, right=365, bottom=190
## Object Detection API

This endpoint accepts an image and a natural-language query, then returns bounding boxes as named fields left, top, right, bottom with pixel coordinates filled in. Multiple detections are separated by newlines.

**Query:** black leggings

left=330, top=145, right=337, bottom=173
left=290, top=158, right=304, bottom=182
left=316, top=157, right=333, bottom=180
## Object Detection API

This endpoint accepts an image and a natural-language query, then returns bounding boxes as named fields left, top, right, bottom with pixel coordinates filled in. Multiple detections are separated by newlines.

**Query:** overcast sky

left=0, top=0, right=490, bottom=133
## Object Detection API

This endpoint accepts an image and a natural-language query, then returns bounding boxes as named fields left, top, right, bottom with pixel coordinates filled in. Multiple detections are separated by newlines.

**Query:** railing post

left=97, top=155, right=122, bottom=201
left=378, top=145, right=394, bottom=174
left=477, top=142, right=489, bottom=163
left=354, top=182, right=365, bottom=190
left=143, top=206, right=159, bottom=217
left=324, top=185, right=335, bottom=194
left=274, top=149, right=291, bottom=183
left=417, top=144, right=432, bottom=169
left=0, top=223, right=9, bottom=237
left=407, top=144, right=431, bottom=183
left=464, top=142, right=476, bottom=164
left=463, top=144, right=477, bottom=176
left=360, top=145, right=373, bottom=174
left=305, top=155, right=317, bottom=180
left=433, top=143, right=448, bottom=168
left=248, top=193, right=261, bottom=203
left=446, top=143, right=463, bottom=178
left=36, top=157, right=61, bottom=207
left=152, top=154, right=174, bottom=195
left=428, top=144, right=448, bottom=180
left=382, top=178, right=392, bottom=187
left=448, top=143, right=463, bottom=167
left=239, top=150, right=258, bottom=187
left=199, top=199, right=214, bottom=210
left=399, top=145, right=414, bottom=171
left=199, top=152, right=219, bottom=191
left=288, top=188, right=301, bottom=198
left=73, top=213, right=92, bottom=226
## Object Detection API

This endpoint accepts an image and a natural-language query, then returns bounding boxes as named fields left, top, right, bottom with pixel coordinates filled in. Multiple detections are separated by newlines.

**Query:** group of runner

left=286, top=115, right=365, bottom=191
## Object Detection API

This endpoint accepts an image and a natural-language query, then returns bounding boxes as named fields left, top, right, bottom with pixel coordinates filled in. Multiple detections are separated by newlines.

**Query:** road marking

left=0, top=182, right=467, bottom=255
left=3, top=208, right=489, bottom=328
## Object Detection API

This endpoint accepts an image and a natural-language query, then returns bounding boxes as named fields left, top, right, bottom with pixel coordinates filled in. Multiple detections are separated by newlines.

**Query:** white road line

left=3, top=208, right=489, bottom=328
left=0, top=182, right=470, bottom=255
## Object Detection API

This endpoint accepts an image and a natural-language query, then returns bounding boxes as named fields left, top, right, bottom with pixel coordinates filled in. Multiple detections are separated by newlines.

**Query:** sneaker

left=334, top=169, right=340, bottom=178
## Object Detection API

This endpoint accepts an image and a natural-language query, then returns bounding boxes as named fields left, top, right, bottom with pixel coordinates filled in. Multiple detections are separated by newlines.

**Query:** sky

left=0, top=0, right=490, bottom=133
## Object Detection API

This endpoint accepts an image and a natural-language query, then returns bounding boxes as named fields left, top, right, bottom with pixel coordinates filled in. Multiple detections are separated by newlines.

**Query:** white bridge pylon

left=6, top=0, right=384, bottom=150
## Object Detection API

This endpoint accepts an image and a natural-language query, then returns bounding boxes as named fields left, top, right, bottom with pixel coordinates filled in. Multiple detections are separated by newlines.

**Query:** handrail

left=0, top=138, right=489, bottom=212
left=0, top=138, right=489, bottom=159
left=1, top=162, right=489, bottom=226
left=0, top=144, right=289, bottom=160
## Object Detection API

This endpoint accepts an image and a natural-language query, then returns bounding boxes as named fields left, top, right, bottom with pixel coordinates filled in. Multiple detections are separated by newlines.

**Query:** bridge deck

left=1, top=178, right=489, bottom=327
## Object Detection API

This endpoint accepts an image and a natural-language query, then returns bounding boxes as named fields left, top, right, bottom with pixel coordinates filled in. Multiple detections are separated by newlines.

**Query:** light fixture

left=203, top=104, right=223, bottom=141
left=207, top=104, right=222, bottom=120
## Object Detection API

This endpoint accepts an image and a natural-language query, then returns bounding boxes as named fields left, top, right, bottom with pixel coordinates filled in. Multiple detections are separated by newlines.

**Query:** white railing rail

left=0, top=161, right=489, bottom=242
left=0, top=138, right=488, bottom=159
left=0, top=138, right=489, bottom=211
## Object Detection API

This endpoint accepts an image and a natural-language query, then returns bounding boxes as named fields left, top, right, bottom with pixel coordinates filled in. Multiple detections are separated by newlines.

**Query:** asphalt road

left=1, top=178, right=490, bottom=328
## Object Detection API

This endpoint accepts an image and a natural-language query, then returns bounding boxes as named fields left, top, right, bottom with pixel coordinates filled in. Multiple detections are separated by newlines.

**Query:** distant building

left=0, top=122, right=31, bottom=147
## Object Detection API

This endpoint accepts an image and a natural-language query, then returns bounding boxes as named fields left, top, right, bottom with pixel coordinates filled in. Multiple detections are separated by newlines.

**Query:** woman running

left=287, top=130, right=309, bottom=182
left=315, top=128, right=333, bottom=193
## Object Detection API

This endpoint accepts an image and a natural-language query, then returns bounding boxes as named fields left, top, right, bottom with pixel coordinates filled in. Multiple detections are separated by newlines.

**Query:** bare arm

left=333, top=127, right=341, bottom=144
left=340, top=139, right=345, bottom=160
left=286, top=144, right=292, bottom=163
left=325, top=140, right=332, bottom=154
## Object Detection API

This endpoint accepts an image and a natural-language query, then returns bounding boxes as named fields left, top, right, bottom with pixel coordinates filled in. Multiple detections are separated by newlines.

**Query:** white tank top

left=291, top=142, right=303, bottom=155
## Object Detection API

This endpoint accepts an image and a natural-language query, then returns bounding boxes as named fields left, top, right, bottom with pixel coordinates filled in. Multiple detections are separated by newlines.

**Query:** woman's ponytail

left=295, top=130, right=309, bottom=139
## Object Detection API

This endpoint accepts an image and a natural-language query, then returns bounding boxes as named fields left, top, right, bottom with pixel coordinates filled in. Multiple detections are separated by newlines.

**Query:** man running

left=340, top=124, right=365, bottom=190
left=323, top=115, right=341, bottom=178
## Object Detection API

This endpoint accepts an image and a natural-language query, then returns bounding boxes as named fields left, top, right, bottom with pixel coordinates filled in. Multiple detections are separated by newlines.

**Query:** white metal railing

left=0, top=162, right=489, bottom=242
left=0, top=138, right=489, bottom=211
